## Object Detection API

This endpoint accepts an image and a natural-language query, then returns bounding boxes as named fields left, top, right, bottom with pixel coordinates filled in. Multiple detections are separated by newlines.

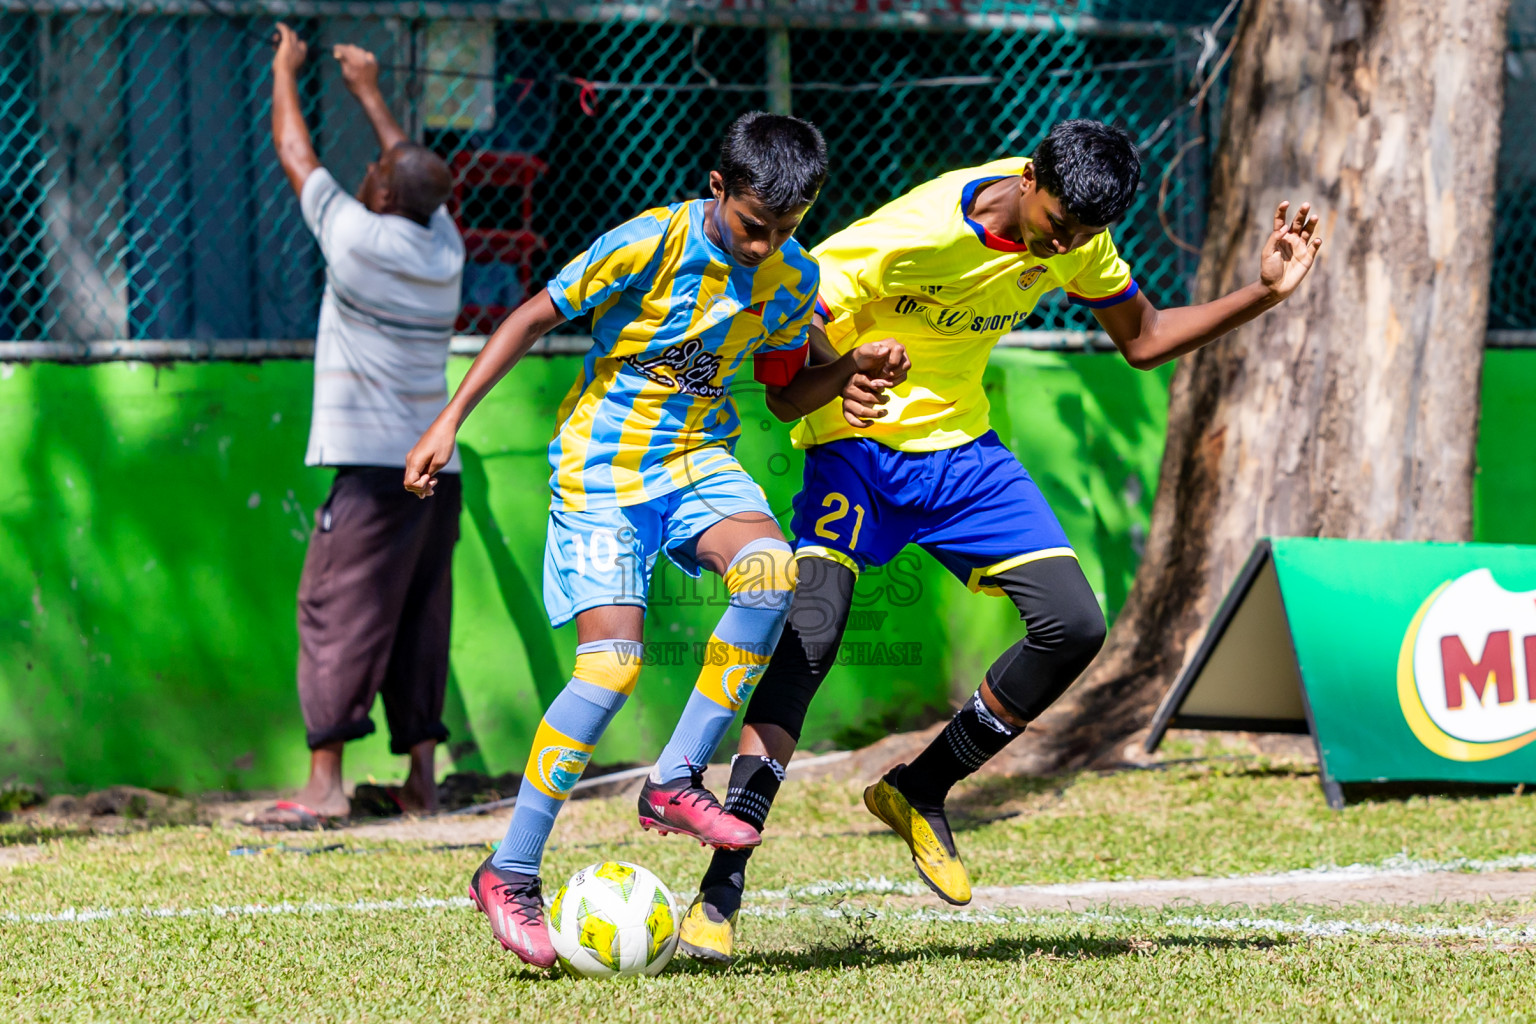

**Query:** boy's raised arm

left=1095, top=200, right=1322, bottom=370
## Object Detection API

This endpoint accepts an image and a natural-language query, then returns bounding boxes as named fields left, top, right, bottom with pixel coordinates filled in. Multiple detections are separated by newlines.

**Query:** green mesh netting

left=0, top=0, right=1523, bottom=342
left=1493, top=5, right=1536, bottom=331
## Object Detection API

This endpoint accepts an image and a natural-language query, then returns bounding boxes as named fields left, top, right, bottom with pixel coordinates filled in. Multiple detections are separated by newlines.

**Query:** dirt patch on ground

left=3, top=728, right=1314, bottom=847
left=0, top=844, right=49, bottom=868
left=209, top=725, right=1315, bottom=841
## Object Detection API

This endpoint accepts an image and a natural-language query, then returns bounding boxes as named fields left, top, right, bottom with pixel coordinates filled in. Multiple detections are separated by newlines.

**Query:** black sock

left=698, top=754, right=785, bottom=919
left=897, top=690, right=1020, bottom=811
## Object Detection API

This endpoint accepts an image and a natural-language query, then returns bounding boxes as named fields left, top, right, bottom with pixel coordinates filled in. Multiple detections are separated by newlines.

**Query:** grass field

left=7, top=752, right=1536, bottom=1022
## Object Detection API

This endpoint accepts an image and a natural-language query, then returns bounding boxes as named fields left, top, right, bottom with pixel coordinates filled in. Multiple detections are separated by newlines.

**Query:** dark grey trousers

left=297, top=466, right=461, bottom=753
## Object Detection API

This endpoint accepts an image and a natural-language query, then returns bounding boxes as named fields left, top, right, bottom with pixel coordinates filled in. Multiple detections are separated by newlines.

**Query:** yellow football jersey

left=792, top=157, right=1137, bottom=452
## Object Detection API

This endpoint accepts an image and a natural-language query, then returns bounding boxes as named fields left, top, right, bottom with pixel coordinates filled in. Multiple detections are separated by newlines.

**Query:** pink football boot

left=637, top=769, right=762, bottom=849
left=467, top=857, right=557, bottom=968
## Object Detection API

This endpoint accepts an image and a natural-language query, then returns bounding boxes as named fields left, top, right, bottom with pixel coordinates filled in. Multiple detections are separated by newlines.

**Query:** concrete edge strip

left=748, top=852, right=1536, bottom=903
left=446, top=749, right=851, bottom=816
left=5, top=331, right=1535, bottom=364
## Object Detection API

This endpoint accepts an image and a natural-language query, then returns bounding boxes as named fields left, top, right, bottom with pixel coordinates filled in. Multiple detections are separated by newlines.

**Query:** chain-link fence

left=1493, top=1, right=1536, bottom=332
left=1, top=0, right=1528, bottom=343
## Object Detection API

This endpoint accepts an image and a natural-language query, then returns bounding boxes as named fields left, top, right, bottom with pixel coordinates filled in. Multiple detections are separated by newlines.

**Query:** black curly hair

left=1033, top=119, right=1141, bottom=226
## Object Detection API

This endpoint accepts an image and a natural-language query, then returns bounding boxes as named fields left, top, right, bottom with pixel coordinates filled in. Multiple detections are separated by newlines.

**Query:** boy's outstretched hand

left=1260, top=200, right=1324, bottom=300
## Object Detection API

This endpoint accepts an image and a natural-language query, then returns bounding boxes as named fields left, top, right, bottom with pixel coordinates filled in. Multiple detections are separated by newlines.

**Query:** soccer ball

left=548, top=861, right=679, bottom=978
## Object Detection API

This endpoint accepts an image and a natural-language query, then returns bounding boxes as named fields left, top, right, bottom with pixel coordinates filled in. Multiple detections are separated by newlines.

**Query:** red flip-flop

left=248, top=800, right=348, bottom=832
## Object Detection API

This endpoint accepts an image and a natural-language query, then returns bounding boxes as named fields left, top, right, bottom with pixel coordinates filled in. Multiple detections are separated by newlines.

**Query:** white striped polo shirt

left=300, top=168, right=465, bottom=471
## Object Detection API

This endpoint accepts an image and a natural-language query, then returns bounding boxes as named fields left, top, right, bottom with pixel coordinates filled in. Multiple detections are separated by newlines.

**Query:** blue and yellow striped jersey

left=545, top=199, right=818, bottom=510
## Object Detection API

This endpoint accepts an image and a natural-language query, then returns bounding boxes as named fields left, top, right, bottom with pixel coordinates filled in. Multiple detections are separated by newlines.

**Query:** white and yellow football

left=548, top=861, right=679, bottom=978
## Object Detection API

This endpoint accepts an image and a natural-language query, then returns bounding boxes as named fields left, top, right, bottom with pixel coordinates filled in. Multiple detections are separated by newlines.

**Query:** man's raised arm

left=333, top=43, right=407, bottom=153
left=271, top=23, right=320, bottom=196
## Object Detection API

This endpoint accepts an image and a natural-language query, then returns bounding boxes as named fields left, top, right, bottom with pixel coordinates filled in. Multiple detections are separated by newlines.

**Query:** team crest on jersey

left=1017, top=265, right=1048, bottom=290
left=621, top=340, right=726, bottom=398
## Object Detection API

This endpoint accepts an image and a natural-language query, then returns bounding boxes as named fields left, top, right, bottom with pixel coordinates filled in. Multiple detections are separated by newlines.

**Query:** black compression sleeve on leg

left=983, top=555, right=1107, bottom=722
left=740, top=555, right=856, bottom=742
left=697, top=559, right=853, bottom=921
left=896, top=557, right=1105, bottom=810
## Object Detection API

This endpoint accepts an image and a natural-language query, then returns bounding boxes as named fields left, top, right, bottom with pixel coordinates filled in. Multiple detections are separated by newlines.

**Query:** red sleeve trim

left=753, top=343, right=809, bottom=387
left=814, top=294, right=835, bottom=321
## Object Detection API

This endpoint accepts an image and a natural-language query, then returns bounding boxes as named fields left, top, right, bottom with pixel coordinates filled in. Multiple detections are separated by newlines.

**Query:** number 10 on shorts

left=573, top=529, right=621, bottom=575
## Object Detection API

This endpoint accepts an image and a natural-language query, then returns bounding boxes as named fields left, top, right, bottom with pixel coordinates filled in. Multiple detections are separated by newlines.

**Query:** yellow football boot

left=677, top=893, right=737, bottom=965
left=863, top=767, right=972, bottom=906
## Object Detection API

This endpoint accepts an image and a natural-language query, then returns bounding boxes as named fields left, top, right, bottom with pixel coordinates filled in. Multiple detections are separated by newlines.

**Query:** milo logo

left=1398, top=569, right=1536, bottom=761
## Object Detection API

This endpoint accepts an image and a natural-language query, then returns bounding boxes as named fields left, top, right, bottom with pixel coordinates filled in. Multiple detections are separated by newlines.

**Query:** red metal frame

left=449, top=151, right=550, bottom=334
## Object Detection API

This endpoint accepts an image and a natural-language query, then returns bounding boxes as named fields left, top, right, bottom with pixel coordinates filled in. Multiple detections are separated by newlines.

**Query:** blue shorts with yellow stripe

left=788, top=431, right=1073, bottom=592
left=543, top=468, right=774, bottom=628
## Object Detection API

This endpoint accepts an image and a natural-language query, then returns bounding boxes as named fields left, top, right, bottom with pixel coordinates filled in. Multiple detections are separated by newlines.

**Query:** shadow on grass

left=665, top=931, right=1283, bottom=976
left=949, top=773, right=1074, bottom=823
left=1340, top=779, right=1535, bottom=806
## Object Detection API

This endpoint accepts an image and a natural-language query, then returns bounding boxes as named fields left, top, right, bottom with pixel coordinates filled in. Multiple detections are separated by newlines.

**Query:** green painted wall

left=1474, top=350, right=1536, bottom=547
left=1, top=348, right=1526, bottom=794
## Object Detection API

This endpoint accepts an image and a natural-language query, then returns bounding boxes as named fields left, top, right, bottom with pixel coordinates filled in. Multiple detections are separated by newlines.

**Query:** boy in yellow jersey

left=403, top=112, right=907, bottom=968
left=679, top=119, right=1324, bottom=962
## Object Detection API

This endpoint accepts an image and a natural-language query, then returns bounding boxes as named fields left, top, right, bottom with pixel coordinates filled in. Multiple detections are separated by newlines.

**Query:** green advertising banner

left=1146, top=538, right=1536, bottom=807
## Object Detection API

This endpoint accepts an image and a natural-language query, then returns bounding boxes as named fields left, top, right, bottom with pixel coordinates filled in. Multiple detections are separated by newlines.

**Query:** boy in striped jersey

left=404, top=112, right=907, bottom=968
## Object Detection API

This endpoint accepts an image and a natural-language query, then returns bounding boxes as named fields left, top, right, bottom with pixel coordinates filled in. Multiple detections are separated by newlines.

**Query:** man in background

left=252, top=25, right=465, bottom=828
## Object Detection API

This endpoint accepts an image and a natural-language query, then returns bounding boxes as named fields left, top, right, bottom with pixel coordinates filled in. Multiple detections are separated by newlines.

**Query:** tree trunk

left=1016, top=0, right=1510, bottom=772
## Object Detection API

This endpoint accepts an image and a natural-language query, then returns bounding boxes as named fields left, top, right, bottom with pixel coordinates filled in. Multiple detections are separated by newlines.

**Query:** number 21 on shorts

left=813, top=492, right=865, bottom=550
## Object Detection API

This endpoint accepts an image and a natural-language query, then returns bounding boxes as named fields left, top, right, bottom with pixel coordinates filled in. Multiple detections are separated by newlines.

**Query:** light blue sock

left=492, top=640, right=641, bottom=875
left=652, top=539, right=795, bottom=784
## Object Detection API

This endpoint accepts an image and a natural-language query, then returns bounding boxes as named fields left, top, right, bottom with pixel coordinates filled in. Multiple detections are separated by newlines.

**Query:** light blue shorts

left=543, top=470, right=776, bottom=628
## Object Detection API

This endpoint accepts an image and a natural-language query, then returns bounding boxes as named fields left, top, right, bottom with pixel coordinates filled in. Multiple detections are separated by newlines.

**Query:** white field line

left=8, top=892, right=1536, bottom=945
left=747, top=852, right=1536, bottom=904
left=2, top=896, right=473, bottom=925
left=10, top=851, right=1536, bottom=935
left=11, top=891, right=1532, bottom=945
